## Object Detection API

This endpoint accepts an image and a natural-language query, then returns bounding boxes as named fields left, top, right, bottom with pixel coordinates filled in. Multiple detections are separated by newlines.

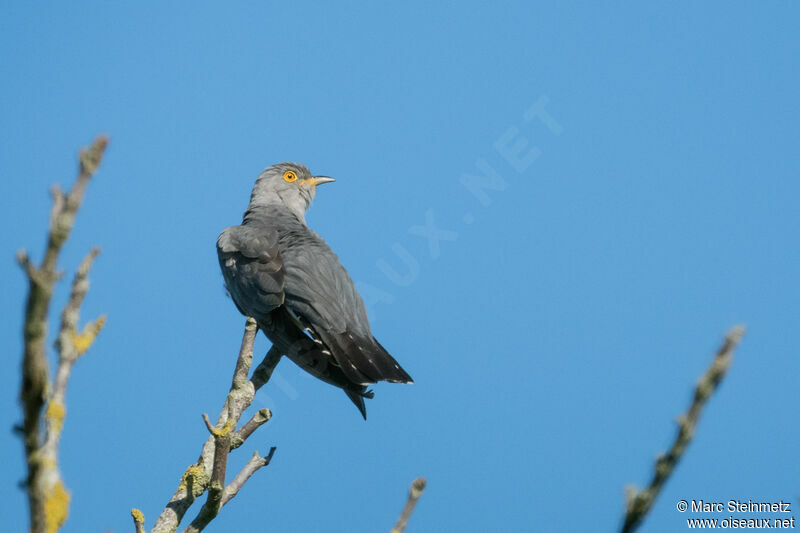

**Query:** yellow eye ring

left=283, top=170, right=298, bottom=182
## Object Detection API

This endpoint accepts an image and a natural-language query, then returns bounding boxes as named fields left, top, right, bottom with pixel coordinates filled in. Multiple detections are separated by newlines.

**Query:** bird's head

left=248, top=162, right=335, bottom=219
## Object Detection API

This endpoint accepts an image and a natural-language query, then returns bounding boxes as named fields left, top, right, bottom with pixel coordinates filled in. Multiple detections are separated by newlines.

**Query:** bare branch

left=621, top=325, right=746, bottom=533
left=50, top=248, right=103, bottom=425
left=35, top=249, right=104, bottom=533
left=231, top=318, right=258, bottom=389
left=391, top=477, right=427, bottom=533
left=151, top=319, right=279, bottom=533
left=57, top=248, right=101, bottom=341
left=49, top=185, right=65, bottom=233
left=251, top=345, right=283, bottom=391
left=131, top=509, right=146, bottom=533
left=43, top=136, right=108, bottom=275
left=231, top=408, right=272, bottom=450
left=221, top=447, right=277, bottom=506
left=17, top=250, right=38, bottom=279
left=182, top=415, right=234, bottom=533
left=201, top=414, right=235, bottom=490
left=19, top=135, right=108, bottom=533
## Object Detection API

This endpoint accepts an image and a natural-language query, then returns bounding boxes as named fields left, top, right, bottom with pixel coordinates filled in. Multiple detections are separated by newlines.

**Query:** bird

left=217, top=162, right=412, bottom=418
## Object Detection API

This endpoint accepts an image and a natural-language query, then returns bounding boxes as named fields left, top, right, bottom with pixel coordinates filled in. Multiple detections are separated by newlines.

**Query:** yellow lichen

left=178, top=464, right=209, bottom=497
left=71, top=314, right=107, bottom=355
left=131, top=508, right=145, bottom=523
left=44, top=481, right=70, bottom=533
left=218, top=418, right=236, bottom=437
left=45, top=401, right=66, bottom=434
left=207, top=417, right=236, bottom=437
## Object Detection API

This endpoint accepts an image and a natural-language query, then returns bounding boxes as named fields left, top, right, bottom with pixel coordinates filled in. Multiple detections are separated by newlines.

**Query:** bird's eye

left=283, top=171, right=298, bottom=183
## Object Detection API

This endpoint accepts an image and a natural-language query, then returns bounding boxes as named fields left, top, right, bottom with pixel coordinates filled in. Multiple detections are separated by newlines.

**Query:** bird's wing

left=281, top=231, right=412, bottom=385
left=217, top=224, right=285, bottom=319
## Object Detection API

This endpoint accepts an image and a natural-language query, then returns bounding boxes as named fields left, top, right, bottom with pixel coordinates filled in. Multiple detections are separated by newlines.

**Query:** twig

left=182, top=415, right=234, bottom=533
left=46, top=249, right=104, bottom=452
left=18, top=135, right=108, bottom=533
left=231, top=408, right=272, bottom=450
left=251, top=345, right=283, bottom=390
left=391, top=477, right=427, bottom=533
left=131, top=509, right=146, bottom=533
left=150, top=319, right=279, bottom=533
left=221, top=447, right=277, bottom=506
left=621, top=325, right=746, bottom=533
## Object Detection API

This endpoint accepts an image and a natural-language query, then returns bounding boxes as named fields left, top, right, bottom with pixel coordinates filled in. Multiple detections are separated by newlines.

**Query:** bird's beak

left=311, top=176, right=335, bottom=186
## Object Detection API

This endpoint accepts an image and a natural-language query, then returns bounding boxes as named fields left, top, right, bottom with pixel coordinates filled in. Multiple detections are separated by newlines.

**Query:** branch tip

left=620, top=326, right=746, bottom=533
left=79, top=136, right=110, bottom=176
left=264, top=446, right=277, bottom=463
left=391, top=477, right=427, bottom=533
left=71, top=315, right=106, bottom=356
left=17, top=249, right=30, bottom=265
left=201, top=414, right=214, bottom=434
left=17, top=250, right=38, bottom=278
left=727, top=324, right=746, bottom=342
left=131, top=508, right=146, bottom=533
left=411, top=477, right=427, bottom=496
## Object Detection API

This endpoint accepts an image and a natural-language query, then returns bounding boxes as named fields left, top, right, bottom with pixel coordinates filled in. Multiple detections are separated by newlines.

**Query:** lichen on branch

left=18, top=136, right=108, bottom=533
left=150, top=320, right=281, bottom=533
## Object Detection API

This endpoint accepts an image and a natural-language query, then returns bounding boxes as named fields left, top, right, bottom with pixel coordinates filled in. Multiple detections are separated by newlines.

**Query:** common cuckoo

left=217, top=163, right=412, bottom=418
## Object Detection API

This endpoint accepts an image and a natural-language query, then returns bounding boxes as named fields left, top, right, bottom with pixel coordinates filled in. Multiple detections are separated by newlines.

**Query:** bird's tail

left=344, top=387, right=375, bottom=420
left=372, top=338, right=413, bottom=384
left=322, top=331, right=413, bottom=385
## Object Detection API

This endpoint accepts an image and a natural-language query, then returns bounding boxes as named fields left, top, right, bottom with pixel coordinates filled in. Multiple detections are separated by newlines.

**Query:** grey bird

left=217, top=162, right=413, bottom=418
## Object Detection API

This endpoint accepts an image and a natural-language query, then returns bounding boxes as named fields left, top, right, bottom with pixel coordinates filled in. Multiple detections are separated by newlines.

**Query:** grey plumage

left=217, top=162, right=412, bottom=418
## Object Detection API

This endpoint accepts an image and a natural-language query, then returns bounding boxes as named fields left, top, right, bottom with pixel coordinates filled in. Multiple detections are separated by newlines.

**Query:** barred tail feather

left=322, top=330, right=413, bottom=385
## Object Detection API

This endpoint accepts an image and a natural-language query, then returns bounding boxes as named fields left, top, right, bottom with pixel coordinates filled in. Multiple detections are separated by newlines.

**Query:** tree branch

left=621, top=325, right=746, bottom=533
left=391, top=477, right=427, bottom=533
left=18, top=135, right=108, bottom=533
left=181, top=414, right=234, bottom=533
left=47, top=248, right=104, bottom=453
left=251, top=345, right=283, bottom=390
left=150, top=319, right=280, bottom=533
left=131, top=509, right=146, bottom=533
left=231, top=408, right=272, bottom=450
left=221, top=447, right=277, bottom=506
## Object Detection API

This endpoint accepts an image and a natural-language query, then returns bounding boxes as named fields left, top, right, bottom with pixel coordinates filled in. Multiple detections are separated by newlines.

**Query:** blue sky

left=2, top=2, right=799, bottom=532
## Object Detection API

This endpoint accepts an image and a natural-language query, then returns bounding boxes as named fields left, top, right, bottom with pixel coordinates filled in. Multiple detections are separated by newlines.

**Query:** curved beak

left=312, top=176, right=335, bottom=186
